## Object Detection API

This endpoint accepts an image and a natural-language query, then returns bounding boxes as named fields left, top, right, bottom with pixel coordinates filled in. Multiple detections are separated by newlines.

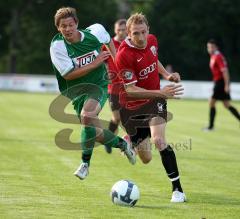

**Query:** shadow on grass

left=134, top=205, right=173, bottom=210
left=141, top=191, right=240, bottom=206
left=184, top=192, right=240, bottom=206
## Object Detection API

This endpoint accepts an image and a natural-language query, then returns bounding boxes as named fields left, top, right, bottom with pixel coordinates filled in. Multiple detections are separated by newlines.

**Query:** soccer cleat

left=122, top=135, right=136, bottom=165
left=104, top=145, right=112, bottom=154
left=202, top=127, right=214, bottom=132
left=171, top=191, right=186, bottom=203
left=74, top=163, right=89, bottom=180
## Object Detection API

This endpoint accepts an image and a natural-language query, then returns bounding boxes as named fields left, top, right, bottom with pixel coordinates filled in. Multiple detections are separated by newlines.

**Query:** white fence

left=0, top=74, right=239, bottom=100
left=0, top=74, right=58, bottom=93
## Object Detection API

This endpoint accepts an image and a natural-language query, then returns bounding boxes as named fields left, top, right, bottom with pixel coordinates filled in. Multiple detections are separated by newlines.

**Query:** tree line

left=0, top=0, right=239, bottom=81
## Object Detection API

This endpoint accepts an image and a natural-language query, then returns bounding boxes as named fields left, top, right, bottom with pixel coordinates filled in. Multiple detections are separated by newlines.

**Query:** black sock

left=209, top=107, right=216, bottom=129
left=108, top=120, right=119, bottom=133
left=160, top=145, right=183, bottom=192
left=228, top=106, right=240, bottom=121
left=82, top=152, right=92, bottom=165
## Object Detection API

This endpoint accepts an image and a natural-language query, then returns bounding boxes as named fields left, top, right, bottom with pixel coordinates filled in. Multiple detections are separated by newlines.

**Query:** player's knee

left=223, top=101, right=230, bottom=108
left=112, top=118, right=120, bottom=125
left=80, top=114, right=91, bottom=125
left=141, top=156, right=152, bottom=164
left=209, top=99, right=216, bottom=107
left=111, top=115, right=121, bottom=124
left=152, top=136, right=166, bottom=150
left=81, top=111, right=96, bottom=125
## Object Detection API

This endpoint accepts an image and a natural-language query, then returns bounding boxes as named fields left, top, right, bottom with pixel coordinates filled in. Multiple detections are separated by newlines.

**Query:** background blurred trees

left=144, top=0, right=240, bottom=81
left=0, top=0, right=239, bottom=81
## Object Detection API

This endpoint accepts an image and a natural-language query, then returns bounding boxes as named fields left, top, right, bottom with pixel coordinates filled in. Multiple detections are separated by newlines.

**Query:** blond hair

left=54, top=7, right=79, bottom=27
left=126, top=13, right=149, bottom=32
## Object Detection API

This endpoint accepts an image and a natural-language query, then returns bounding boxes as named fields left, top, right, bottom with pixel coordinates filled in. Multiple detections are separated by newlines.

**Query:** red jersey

left=102, top=38, right=123, bottom=94
left=209, top=51, right=228, bottom=81
left=115, top=34, right=160, bottom=109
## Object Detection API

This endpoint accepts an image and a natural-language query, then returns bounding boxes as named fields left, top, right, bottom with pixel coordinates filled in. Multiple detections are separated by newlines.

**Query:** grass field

left=0, top=91, right=239, bottom=219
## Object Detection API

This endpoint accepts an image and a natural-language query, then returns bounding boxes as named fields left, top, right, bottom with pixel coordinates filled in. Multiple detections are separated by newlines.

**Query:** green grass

left=0, top=91, right=239, bottom=219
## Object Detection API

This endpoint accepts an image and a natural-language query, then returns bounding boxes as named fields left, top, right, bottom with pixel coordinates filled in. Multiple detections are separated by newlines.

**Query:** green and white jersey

left=50, top=23, right=110, bottom=99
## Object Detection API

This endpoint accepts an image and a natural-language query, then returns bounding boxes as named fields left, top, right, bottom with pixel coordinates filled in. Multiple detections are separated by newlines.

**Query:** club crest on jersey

left=75, top=51, right=98, bottom=67
left=150, top=46, right=157, bottom=56
left=124, top=71, right=133, bottom=80
left=157, top=103, right=164, bottom=112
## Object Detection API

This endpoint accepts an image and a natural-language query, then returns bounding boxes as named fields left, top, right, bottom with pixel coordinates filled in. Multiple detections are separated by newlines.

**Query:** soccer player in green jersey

left=50, top=7, right=136, bottom=180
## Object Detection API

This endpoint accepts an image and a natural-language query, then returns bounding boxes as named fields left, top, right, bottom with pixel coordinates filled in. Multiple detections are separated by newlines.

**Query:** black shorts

left=119, top=98, right=168, bottom=146
left=212, top=79, right=231, bottom=100
left=108, top=93, right=121, bottom=111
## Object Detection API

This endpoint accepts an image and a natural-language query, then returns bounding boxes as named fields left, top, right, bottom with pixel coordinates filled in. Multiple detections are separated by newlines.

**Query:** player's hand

left=161, top=84, right=184, bottom=99
left=224, top=85, right=230, bottom=93
left=92, top=51, right=111, bottom=68
left=167, top=72, right=181, bottom=83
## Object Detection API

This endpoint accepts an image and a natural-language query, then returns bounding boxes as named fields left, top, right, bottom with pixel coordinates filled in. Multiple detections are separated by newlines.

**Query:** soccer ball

left=110, top=180, right=140, bottom=207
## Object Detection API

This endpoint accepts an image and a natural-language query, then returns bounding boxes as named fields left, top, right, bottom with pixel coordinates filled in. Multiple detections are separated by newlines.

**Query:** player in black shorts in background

left=204, top=39, right=240, bottom=131
left=102, top=19, right=127, bottom=153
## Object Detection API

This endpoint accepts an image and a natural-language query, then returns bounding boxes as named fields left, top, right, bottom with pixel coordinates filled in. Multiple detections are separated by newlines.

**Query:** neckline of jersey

left=125, top=37, right=147, bottom=50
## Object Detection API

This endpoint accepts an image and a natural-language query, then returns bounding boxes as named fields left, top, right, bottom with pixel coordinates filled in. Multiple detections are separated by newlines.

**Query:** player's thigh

left=81, top=86, right=108, bottom=122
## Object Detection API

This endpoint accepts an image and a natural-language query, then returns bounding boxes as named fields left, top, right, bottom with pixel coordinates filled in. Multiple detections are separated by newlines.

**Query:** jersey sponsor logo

left=137, top=57, right=143, bottom=62
left=124, top=71, right=133, bottom=80
left=75, top=51, right=98, bottom=67
left=150, top=46, right=157, bottom=56
left=139, top=62, right=157, bottom=79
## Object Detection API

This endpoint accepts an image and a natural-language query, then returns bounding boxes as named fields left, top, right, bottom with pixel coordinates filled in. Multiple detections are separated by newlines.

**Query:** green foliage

left=145, top=0, right=240, bottom=81
left=0, top=0, right=118, bottom=74
left=0, top=0, right=239, bottom=81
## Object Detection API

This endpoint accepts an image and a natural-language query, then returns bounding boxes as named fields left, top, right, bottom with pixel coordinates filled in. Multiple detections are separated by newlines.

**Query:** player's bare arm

left=105, top=39, right=116, bottom=60
left=222, top=67, right=230, bottom=93
left=125, top=82, right=184, bottom=99
left=157, top=60, right=181, bottom=83
left=64, top=51, right=111, bottom=80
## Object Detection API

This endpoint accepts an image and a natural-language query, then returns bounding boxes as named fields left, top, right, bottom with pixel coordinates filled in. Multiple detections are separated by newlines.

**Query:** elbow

left=125, top=87, right=133, bottom=95
left=63, top=75, right=70, bottom=80
left=125, top=89, right=137, bottom=98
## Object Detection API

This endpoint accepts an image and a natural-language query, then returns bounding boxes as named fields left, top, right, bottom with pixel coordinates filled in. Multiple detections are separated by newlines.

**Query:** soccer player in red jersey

left=115, top=13, right=186, bottom=202
left=204, top=39, right=240, bottom=131
left=103, top=19, right=127, bottom=153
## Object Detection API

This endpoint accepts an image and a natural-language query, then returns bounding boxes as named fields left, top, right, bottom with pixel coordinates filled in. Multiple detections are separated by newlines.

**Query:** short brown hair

left=115, top=19, right=127, bottom=27
left=207, top=39, right=219, bottom=47
left=54, top=7, right=79, bottom=27
left=126, top=13, right=149, bottom=32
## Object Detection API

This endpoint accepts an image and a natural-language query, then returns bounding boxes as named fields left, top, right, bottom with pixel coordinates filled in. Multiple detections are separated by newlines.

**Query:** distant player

left=102, top=19, right=127, bottom=153
left=203, top=39, right=240, bottom=131
left=115, top=13, right=186, bottom=202
left=50, top=7, right=136, bottom=180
